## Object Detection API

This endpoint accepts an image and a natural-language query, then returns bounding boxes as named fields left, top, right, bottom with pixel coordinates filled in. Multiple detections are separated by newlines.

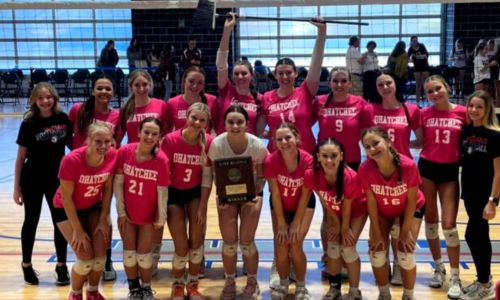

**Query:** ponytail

left=388, top=146, right=403, bottom=184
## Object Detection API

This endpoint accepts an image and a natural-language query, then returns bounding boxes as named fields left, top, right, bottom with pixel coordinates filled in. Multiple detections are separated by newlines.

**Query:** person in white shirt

left=346, top=36, right=366, bottom=96
left=362, top=40, right=379, bottom=102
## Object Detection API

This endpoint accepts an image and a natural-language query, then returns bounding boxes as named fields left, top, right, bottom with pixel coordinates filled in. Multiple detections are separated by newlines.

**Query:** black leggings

left=463, top=196, right=491, bottom=284
left=21, top=179, right=67, bottom=264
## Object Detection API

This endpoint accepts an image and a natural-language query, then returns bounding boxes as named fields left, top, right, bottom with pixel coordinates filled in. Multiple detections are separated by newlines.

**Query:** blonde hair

left=24, top=82, right=61, bottom=120
left=467, top=90, right=500, bottom=131
left=86, top=123, right=113, bottom=143
left=424, top=74, right=451, bottom=95
left=186, top=102, right=211, bottom=165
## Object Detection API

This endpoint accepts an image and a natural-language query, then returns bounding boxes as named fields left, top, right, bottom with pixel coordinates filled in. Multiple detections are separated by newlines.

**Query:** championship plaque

left=214, top=156, right=255, bottom=204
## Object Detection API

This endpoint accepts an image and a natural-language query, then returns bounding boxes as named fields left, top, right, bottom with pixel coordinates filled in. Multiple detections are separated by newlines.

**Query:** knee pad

left=425, top=222, right=440, bottom=240
left=369, top=250, right=387, bottom=268
left=443, top=228, right=460, bottom=247
left=92, top=256, right=106, bottom=272
left=240, top=242, right=257, bottom=257
left=397, top=251, right=416, bottom=270
left=222, top=242, right=237, bottom=257
left=137, top=252, right=153, bottom=269
left=390, top=224, right=400, bottom=239
left=172, top=253, right=189, bottom=270
left=341, top=246, right=359, bottom=264
left=189, top=245, right=204, bottom=264
left=123, top=250, right=137, bottom=268
left=73, top=258, right=94, bottom=276
left=326, top=242, right=341, bottom=259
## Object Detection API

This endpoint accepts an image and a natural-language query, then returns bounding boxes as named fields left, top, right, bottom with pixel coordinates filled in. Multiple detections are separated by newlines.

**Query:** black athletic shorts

left=269, top=192, right=316, bottom=211
left=168, top=185, right=202, bottom=206
left=53, top=202, right=103, bottom=223
left=418, top=157, right=459, bottom=185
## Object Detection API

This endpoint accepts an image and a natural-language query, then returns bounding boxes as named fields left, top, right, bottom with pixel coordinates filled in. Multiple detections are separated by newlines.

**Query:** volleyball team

left=13, top=14, right=500, bottom=300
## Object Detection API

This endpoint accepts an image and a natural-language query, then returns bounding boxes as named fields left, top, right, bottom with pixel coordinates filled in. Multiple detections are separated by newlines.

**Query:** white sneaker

left=390, top=263, right=402, bottom=286
left=323, top=285, right=341, bottom=300
left=429, top=265, right=446, bottom=288
left=271, top=282, right=289, bottom=300
left=460, top=281, right=494, bottom=300
left=401, top=295, right=415, bottom=300
left=448, top=274, right=462, bottom=299
left=295, top=286, right=311, bottom=300
left=377, top=293, right=392, bottom=300
left=269, top=260, right=280, bottom=290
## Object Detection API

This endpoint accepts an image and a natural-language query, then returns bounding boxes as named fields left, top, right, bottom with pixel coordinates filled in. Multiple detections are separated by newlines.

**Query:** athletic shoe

left=271, top=282, right=289, bottom=300
left=323, top=285, right=341, bottom=300
left=67, top=293, right=83, bottom=300
left=448, top=274, right=462, bottom=299
left=462, top=281, right=481, bottom=295
left=141, top=286, right=156, bottom=300
left=460, top=281, right=495, bottom=300
left=186, top=281, right=204, bottom=300
left=429, top=265, right=446, bottom=288
left=220, top=277, right=237, bottom=300
left=86, top=290, right=106, bottom=300
left=22, top=264, right=39, bottom=285
left=295, top=286, right=311, bottom=300
left=55, top=264, right=70, bottom=286
left=198, top=256, right=205, bottom=279
left=377, top=294, right=392, bottom=300
left=390, top=263, right=402, bottom=286
left=343, top=290, right=362, bottom=300
left=269, top=260, right=280, bottom=290
left=171, top=283, right=185, bottom=300
left=127, top=287, right=143, bottom=300
left=401, top=295, right=415, bottom=300
left=242, top=276, right=260, bottom=300
left=102, top=262, right=116, bottom=281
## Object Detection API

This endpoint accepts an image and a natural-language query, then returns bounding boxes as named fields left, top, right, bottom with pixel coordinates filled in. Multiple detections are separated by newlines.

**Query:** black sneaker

left=22, top=264, right=39, bottom=285
left=55, top=264, right=70, bottom=286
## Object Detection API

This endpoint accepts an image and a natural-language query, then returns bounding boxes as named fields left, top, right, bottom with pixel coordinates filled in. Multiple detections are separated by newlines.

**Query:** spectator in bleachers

left=408, top=36, right=430, bottom=104
left=362, top=40, right=380, bottom=102
left=98, top=40, right=119, bottom=69
left=346, top=36, right=365, bottom=96
left=126, top=37, right=143, bottom=71
left=449, top=39, right=467, bottom=99
left=181, top=38, right=202, bottom=68
left=159, top=44, right=177, bottom=100
left=254, top=60, right=272, bottom=93
left=387, top=41, right=409, bottom=97
left=474, top=42, right=497, bottom=94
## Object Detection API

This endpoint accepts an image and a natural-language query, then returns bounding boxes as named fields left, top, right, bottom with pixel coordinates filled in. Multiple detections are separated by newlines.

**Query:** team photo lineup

left=11, top=8, right=500, bottom=300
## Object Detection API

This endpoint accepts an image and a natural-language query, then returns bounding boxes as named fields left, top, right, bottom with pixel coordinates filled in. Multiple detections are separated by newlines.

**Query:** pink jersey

left=53, top=146, right=117, bottom=209
left=116, top=143, right=170, bottom=225
left=262, top=82, right=316, bottom=153
left=166, top=93, right=218, bottom=133
left=121, top=98, right=168, bottom=144
left=361, top=103, right=421, bottom=158
left=217, top=81, right=261, bottom=135
left=357, top=155, right=425, bottom=218
left=161, top=129, right=213, bottom=189
left=69, top=103, right=120, bottom=149
left=315, top=94, right=368, bottom=163
left=304, top=167, right=366, bottom=218
left=263, top=149, right=313, bottom=212
left=420, top=105, right=467, bottom=163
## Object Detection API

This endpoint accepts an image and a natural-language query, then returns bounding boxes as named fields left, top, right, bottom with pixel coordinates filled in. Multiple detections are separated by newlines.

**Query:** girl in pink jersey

left=69, top=74, right=120, bottom=149
left=305, top=138, right=367, bottom=300
left=116, top=70, right=168, bottom=146
left=69, top=74, right=120, bottom=280
left=264, top=122, right=315, bottom=300
left=419, top=75, right=467, bottom=298
left=216, top=12, right=265, bottom=136
left=207, top=105, right=268, bottom=300
left=52, top=123, right=117, bottom=300
left=166, top=66, right=218, bottom=133
left=115, top=117, right=169, bottom=300
left=358, top=127, right=425, bottom=300
left=262, top=19, right=326, bottom=153
left=161, top=103, right=213, bottom=300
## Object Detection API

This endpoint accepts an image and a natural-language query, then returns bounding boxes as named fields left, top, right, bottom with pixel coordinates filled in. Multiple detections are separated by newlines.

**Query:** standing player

left=216, top=12, right=265, bottom=136
left=264, top=123, right=315, bottom=300
left=207, top=105, right=268, bottom=300
left=419, top=75, right=467, bottom=298
left=460, top=91, right=500, bottom=300
left=115, top=117, right=169, bottom=300
left=53, top=123, right=117, bottom=300
left=68, top=74, right=120, bottom=280
left=161, top=103, right=213, bottom=300
left=14, top=82, right=72, bottom=285
left=305, top=138, right=367, bottom=300
left=166, top=66, right=218, bottom=133
left=262, top=18, right=326, bottom=153
left=358, top=127, right=425, bottom=300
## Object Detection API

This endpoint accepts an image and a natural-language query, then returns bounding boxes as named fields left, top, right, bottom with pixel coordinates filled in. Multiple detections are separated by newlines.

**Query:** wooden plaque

left=214, top=156, right=255, bottom=204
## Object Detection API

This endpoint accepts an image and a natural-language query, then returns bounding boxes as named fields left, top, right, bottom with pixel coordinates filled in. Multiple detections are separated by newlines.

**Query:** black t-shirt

left=16, top=112, right=72, bottom=177
left=460, top=125, right=500, bottom=200
left=408, top=43, right=430, bottom=71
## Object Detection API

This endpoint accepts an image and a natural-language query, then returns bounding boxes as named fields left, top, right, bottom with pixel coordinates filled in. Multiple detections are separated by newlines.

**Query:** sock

left=187, top=273, right=199, bottom=283
left=142, top=282, right=151, bottom=288
left=296, top=281, right=305, bottom=288
left=225, top=273, right=236, bottom=279
left=379, top=284, right=390, bottom=295
left=328, top=274, right=342, bottom=290
left=450, top=268, right=459, bottom=277
left=87, top=284, right=98, bottom=292
left=127, top=277, right=140, bottom=290
left=173, top=276, right=184, bottom=284
left=71, top=289, right=82, bottom=295
left=403, top=288, right=414, bottom=298
left=349, top=286, right=360, bottom=295
left=280, top=279, right=290, bottom=287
